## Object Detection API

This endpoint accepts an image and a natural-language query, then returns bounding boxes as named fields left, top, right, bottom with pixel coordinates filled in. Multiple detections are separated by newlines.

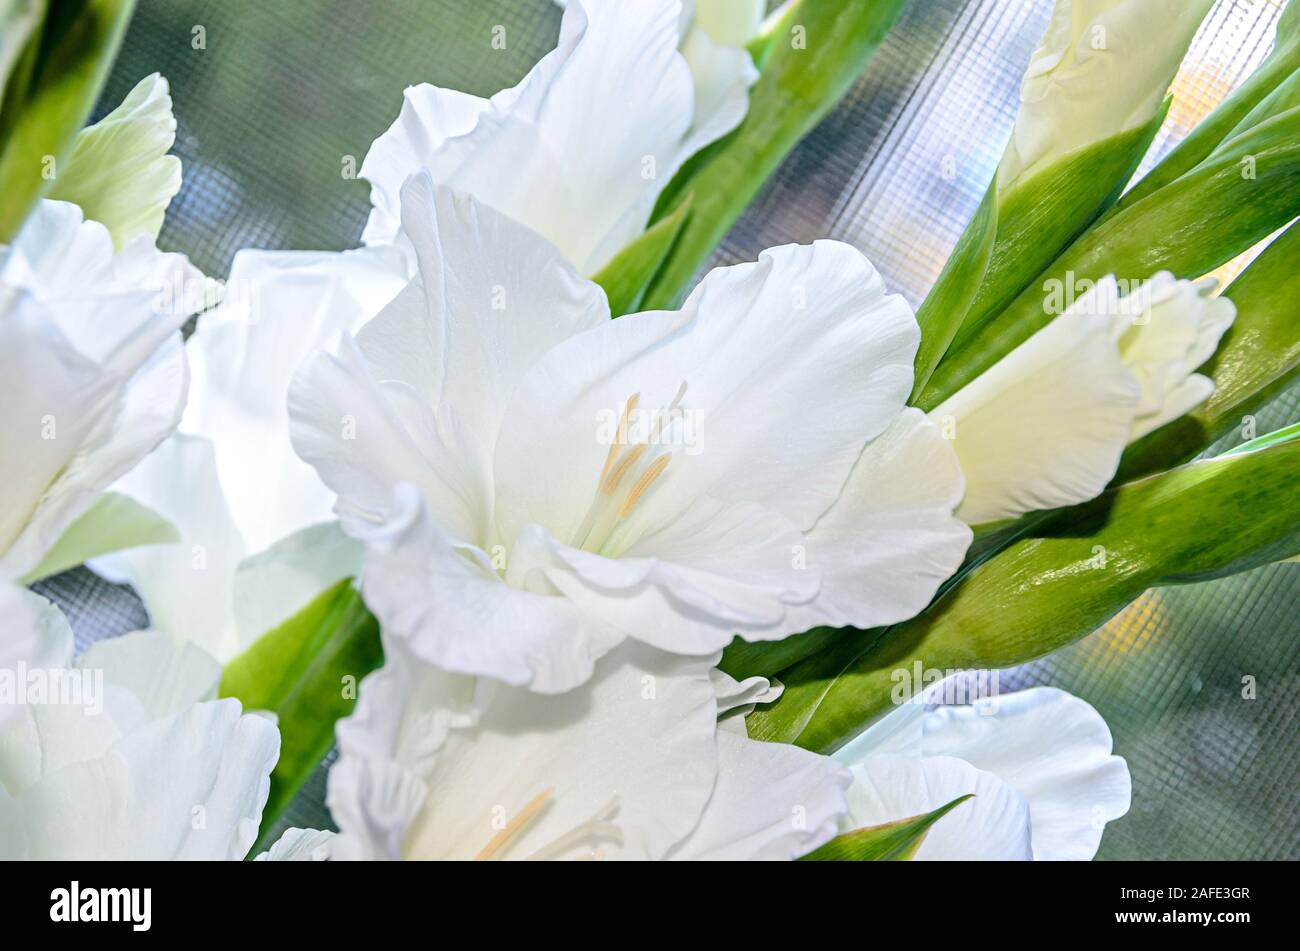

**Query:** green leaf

left=19, top=490, right=177, bottom=584
left=912, top=181, right=997, bottom=397
left=917, top=104, right=1300, bottom=411
left=219, top=580, right=383, bottom=847
left=800, top=795, right=973, bottom=860
left=0, top=0, right=137, bottom=243
left=48, top=70, right=181, bottom=248
left=747, top=428, right=1300, bottom=751
left=1118, top=0, right=1300, bottom=209
left=1117, top=217, right=1300, bottom=481
left=640, top=0, right=906, bottom=310
left=590, top=193, right=692, bottom=316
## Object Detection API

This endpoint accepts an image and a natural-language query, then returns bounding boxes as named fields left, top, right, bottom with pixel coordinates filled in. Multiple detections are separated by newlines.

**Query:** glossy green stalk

left=640, top=0, right=906, bottom=309
left=747, top=429, right=1300, bottom=752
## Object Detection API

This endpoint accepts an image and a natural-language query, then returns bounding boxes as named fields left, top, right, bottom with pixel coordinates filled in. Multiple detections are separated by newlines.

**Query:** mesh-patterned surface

left=43, top=0, right=1298, bottom=859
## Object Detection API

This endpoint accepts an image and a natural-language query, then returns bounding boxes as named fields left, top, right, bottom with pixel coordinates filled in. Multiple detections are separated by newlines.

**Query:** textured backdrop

left=39, top=0, right=1299, bottom=859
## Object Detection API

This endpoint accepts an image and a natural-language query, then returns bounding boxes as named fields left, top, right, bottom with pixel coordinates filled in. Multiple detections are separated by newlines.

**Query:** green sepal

left=799, top=795, right=973, bottom=861
left=933, top=101, right=1170, bottom=381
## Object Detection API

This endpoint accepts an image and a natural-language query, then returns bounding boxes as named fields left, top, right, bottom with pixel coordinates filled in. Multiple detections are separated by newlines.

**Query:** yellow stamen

left=601, top=443, right=648, bottom=496
left=618, top=454, right=670, bottom=519
left=474, top=788, right=553, bottom=861
left=599, top=394, right=640, bottom=484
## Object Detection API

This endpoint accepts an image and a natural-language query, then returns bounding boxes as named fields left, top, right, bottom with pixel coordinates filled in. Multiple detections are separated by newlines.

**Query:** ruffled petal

left=0, top=698, right=278, bottom=860
left=363, top=0, right=713, bottom=273
left=669, top=730, right=850, bottom=860
left=843, top=753, right=1033, bottom=860
left=779, top=408, right=971, bottom=631
left=493, top=241, right=919, bottom=549
left=330, top=639, right=718, bottom=860
left=921, top=687, right=1132, bottom=860
left=256, top=827, right=336, bottom=861
left=347, top=486, right=624, bottom=693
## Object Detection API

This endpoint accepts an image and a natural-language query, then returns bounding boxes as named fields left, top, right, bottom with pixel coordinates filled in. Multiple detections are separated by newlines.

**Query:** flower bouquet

left=1, top=0, right=1296, bottom=865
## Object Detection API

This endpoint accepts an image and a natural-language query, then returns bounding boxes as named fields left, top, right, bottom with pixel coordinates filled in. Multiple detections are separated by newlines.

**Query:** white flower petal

left=331, top=640, right=719, bottom=860
left=534, top=496, right=818, bottom=655
left=0, top=287, right=187, bottom=580
left=231, top=521, right=362, bottom=643
left=0, top=587, right=73, bottom=734
left=781, top=408, right=971, bottom=631
left=78, top=630, right=222, bottom=719
left=349, top=486, right=623, bottom=693
left=493, top=241, right=919, bottom=548
left=933, top=277, right=1140, bottom=524
left=357, top=174, right=609, bottom=500
left=710, top=667, right=783, bottom=721
left=183, top=246, right=406, bottom=554
left=0, top=698, right=278, bottom=860
left=363, top=0, right=716, bottom=273
left=0, top=290, right=118, bottom=574
left=91, top=434, right=246, bottom=661
left=844, top=753, right=1033, bottom=860
left=670, top=729, right=850, bottom=860
left=1115, top=273, right=1235, bottom=439
left=921, top=687, right=1132, bottom=860
left=256, top=827, right=336, bottom=861
left=691, top=0, right=766, bottom=47
left=289, top=334, right=485, bottom=548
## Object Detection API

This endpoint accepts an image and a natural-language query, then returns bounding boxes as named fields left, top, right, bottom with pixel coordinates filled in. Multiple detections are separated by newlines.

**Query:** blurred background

left=39, top=0, right=1299, bottom=859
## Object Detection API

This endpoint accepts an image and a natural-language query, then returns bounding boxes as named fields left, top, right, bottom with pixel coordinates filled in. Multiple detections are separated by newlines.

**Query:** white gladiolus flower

left=289, top=173, right=971, bottom=692
left=93, top=248, right=407, bottom=661
left=0, top=594, right=279, bottom=860
left=933, top=273, right=1234, bottom=525
left=317, top=635, right=847, bottom=860
left=362, top=0, right=756, bottom=275
left=835, top=682, right=1131, bottom=860
left=0, top=199, right=200, bottom=582
left=997, top=0, right=1214, bottom=194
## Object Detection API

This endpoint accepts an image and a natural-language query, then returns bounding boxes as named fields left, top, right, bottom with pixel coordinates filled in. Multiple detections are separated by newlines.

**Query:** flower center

left=572, top=384, right=689, bottom=555
left=472, top=788, right=623, bottom=861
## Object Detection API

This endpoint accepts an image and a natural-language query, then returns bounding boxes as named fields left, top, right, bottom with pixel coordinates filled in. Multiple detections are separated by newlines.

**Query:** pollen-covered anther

left=474, top=787, right=554, bottom=861
left=573, top=386, right=687, bottom=553
left=618, top=453, right=670, bottom=519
